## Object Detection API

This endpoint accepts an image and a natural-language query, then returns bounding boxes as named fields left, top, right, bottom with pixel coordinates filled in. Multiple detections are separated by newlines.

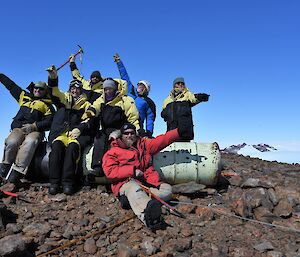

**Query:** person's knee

left=5, top=135, right=23, bottom=149
left=22, top=134, right=41, bottom=148
left=67, top=143, right=80, bottom=154
left=156, top=183, right=172, bottom=201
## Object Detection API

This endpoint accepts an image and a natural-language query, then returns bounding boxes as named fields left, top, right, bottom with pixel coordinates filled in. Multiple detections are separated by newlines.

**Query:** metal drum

left=153, top=142, right=221, bottom=185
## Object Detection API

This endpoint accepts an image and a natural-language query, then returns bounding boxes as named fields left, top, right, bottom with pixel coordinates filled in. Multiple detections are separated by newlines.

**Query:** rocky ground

left=0, top=153, right=299, bottom=257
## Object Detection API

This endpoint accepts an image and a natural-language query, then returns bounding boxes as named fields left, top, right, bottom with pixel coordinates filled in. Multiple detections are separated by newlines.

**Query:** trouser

left=119, top=180, right=172, bottom=225
left=92, top=128, right=115, bottom=176
left=2, top=128, right=43, bottom=175
left=49, top=134, right=80, bottom=187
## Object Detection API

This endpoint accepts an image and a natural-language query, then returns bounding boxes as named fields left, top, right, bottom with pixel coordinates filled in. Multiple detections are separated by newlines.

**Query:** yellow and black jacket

left=0, top=73, right=54, bottom=131
left=48, top=77, right=92, bottom=145
left=90, top=79, right=140, bottom=132
left=70, top=62, right=104, bottom=103
left=161, top=87, right=208, bottom=140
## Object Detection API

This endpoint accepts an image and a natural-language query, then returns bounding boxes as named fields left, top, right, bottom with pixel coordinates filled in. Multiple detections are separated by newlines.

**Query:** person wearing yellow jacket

left=69, top=54, right=104, bottom=103
left=0, top=74, right=54, bottom=187
left=47, top=66, right=93, bottom=195
left=87, top=78, right=140, bottom=177
left=161, top=77, right=209, bottom=141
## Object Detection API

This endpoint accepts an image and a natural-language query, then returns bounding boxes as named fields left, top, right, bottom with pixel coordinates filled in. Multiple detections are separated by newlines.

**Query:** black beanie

left=120, top=123, right=136, bottom=134
left=90, top=70, right=101, bottom=80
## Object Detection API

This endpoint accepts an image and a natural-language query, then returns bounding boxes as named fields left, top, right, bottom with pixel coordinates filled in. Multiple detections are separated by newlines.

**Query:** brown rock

left=195, top=207, right=215, bottom=221
left=273, top=200, right=293, bottom=218
left=230, top=197, right=250, bottom=217
left=84, top=237, right=97, bottom=254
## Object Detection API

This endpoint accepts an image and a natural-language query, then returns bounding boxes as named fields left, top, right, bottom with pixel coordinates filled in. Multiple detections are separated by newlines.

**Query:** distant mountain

left=221, top=143, right=277, bottom=154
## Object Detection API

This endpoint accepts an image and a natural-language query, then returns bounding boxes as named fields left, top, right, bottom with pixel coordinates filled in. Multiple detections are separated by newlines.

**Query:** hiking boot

left=63, top=186, right=75, bottom=195
left=144, top=199, right=162, bottom=231
left=7, top=169, right=23, bottom=188
left=49, top=184, right=61, bottom=195
left=0, top=163, right=11, bottom=179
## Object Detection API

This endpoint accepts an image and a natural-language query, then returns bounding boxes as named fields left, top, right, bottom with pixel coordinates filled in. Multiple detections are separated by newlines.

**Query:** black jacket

left=48, top=77, right=92, bottom=146
left=0, top=73, right=54, bottom=131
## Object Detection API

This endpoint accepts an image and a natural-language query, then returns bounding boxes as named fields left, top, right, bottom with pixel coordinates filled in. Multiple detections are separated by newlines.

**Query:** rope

left=170, top=201, right=300, bottom=234
left=36, top=213, right=135, bottom=257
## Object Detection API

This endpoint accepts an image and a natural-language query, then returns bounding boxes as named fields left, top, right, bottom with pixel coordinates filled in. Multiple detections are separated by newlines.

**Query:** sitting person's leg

left=61, top=142, right=80, bottom=195
left=49, top=140, right=66, bottom=194
left=0, top=128, right=25, bottom=179
left=8, top=131, right=44, bottom=183
left=119, top=180, right=162, bottom=230
left=150, top=183, right=172, bottom=201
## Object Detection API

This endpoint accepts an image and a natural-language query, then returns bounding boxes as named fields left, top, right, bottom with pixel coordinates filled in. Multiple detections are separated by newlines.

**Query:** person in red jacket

left=102, top=123, right=181, bottom=230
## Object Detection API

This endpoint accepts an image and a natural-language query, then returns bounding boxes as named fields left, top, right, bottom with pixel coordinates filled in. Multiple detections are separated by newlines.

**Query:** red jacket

left=102, top=129, right=180, bottom=196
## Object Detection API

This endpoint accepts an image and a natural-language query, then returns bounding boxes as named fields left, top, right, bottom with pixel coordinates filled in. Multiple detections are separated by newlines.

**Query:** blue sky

left=0, top=0, right=299, bottom=162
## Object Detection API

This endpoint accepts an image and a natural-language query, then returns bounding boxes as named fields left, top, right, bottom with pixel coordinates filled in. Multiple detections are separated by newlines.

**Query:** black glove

left=137, top=128, right=147, bottom=138
left=146, top=130, right=153, bottom=138
left=178, top=122, right=193, bottom=140
left=195, top=93, right=210, bottom=102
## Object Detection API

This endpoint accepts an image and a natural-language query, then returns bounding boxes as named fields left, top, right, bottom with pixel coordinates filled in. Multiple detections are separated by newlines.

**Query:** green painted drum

left=83, top=142, right=221, bottom=185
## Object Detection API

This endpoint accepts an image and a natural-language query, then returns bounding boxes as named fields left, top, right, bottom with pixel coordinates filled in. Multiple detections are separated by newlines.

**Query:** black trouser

left=49, top=141, right=80, bottom=187
left=91, top=128, right=115, bottom=176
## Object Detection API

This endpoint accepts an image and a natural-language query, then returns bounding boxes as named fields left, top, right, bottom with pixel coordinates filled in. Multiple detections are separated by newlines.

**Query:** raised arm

left=0, top=73, right=24, bottom=102
left=114, top=53, right=137, bottom=98
left=146, top=129, right=180, bottom=155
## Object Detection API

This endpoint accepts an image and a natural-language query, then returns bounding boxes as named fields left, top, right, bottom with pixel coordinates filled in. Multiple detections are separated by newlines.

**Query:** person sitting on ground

left=46, top=65, right=94, bottom=195
left=102, top=123, right=185, bottom=231
left=114, top=53, right=156, bottom=137
left=87, top=78, right=140, bottom=177
left=0, top=74, right=54, bottom=188
left=161, top=77, right=209, bottom=141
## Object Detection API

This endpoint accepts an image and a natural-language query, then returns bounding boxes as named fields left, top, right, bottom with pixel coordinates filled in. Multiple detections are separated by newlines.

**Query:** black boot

left=0, top=163, right=11, bottom=179
left=49, top=184, right=61, bottom=195
left=63, top=185, right=76, bottom=195
left=7, top=169, right=23, bottom=186
left=144, top=199, right=162, bottom=231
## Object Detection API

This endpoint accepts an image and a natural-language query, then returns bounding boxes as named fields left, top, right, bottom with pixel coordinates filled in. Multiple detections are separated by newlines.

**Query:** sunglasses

left=34, top=87, right=45, bottom=91
left=123, top=131, right=136, bottom=135
left=175, top=82, right=185, bottom=85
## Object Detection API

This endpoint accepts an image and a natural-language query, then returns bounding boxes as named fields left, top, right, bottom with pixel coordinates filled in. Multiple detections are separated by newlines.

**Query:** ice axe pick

left=56, top=45, right=84, bottom=71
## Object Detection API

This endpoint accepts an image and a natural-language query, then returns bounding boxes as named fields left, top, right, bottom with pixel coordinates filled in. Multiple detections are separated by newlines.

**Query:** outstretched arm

left=146, top=129, right=180, bottom=155
left=0, top=73, right=24, bottom=102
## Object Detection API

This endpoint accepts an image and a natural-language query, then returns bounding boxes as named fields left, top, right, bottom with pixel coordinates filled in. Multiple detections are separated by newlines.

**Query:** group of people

left=0, top=53, right=209, bottom=230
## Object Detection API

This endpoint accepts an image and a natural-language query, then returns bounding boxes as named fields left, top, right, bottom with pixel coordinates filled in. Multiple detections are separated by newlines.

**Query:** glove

left=196, top=93, right=210, bottom=102
left=146, top=130, right=153, bottom=138
left=21, top=123, right=37, bottom=134
left=137, top=128, right=147, bottom=138
left=82, top=109, right=96, bottom=120
left=69, top=128, right=81, bottom=139
left=177, top=122, right=193, bottom=140
left=134, top=169, right=144, bottom=179
left=113, top=53, right=120, bottom=63
left=108, top=130, right=121, bottom=141
left=69, top=54, right=76, bottom=63
left=46, top=65, right=58, bottom=79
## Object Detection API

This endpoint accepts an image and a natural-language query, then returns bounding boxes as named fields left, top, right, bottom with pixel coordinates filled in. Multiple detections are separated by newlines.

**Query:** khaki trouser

left=2, top=128, right=43, bottom=175
left=119, top=180, right=172, bottom=225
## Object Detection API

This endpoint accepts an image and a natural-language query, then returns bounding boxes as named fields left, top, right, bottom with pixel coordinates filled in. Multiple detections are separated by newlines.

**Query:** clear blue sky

left=0, top=0, right=299, bottom=153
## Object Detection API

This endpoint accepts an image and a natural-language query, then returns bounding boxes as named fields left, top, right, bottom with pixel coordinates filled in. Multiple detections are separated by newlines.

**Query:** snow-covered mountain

left=222, top=143, right=277, bottom=154
left=221, top=143, right=299, bottom=164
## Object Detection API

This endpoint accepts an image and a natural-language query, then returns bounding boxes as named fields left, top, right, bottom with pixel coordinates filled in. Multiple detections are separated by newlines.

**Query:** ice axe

left=133, top=179, right=186, bottom=219
left=56, top=45, right=84, bottom=71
